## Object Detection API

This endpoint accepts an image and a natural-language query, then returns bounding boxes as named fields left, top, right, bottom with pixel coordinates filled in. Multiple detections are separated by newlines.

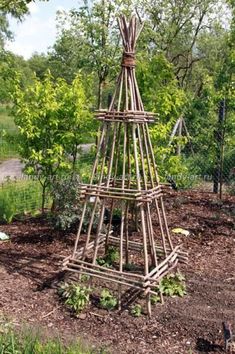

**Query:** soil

left=0, top=190, right=235, bottom=354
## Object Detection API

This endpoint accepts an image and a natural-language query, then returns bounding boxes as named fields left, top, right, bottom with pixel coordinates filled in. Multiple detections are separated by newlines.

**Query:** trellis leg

left=118, top=122, right=127, bottom=309
left=132, top=123, right=151, bottom=317
left=144, top=124, right=168, bottom=256
left=81, top=124, right=111, bottom=259
left=141, top=123, right=164, bottom=303
left=124, top=123, right=131, bottom=265
left=105, top=70, right=124, bottom=251
left=145, top=125, right=174, bottom=251
left=72, top=123, right=107, bottom=258
left=105, top=122, right=122, bottom=251
left=137, top=124, right=158, bottom=266
left=92, top=123, right=118, bottom=264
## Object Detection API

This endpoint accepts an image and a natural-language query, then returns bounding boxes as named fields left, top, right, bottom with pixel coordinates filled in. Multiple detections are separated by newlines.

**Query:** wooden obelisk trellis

left=63, top=15, right=187, bottom=316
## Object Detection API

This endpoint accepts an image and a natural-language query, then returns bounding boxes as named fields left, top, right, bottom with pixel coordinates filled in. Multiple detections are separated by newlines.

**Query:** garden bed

left=0, top=190, right=235, bottom=353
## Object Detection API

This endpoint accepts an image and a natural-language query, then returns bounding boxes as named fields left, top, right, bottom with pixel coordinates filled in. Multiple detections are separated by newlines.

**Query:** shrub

left=158, top=273, right=186, bottom=297
left=99, top=289, right=117, bottom=310
left=12, top=71, right=94, bottom=211
left=51, top=176, right=100, bottom=231
left=96, top=247, right=119, bottom=268
left=59, top=282, right=91, bottom=315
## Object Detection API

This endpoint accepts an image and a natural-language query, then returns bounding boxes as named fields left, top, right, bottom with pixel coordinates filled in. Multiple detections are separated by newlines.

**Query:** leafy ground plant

left=130, top=304, right=142, bottom=317
left=59, top=282, right=91, bottom=316
left=97, top=247, right=119, bottom=268
left=99, top=289, right=117, bottom=310
left=158, top=272, right=186, bottom=297
left=150, top=294, right=161, bottom=305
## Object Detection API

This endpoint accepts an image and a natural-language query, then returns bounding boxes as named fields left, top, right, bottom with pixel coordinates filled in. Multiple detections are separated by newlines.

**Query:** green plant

left=158, top=273, right=186, bottom=297
left=97, top=247, right=119, bottom=268
left=130, top=304, right=142, bottom=317
left=99, top=289, right=117, bottom=310
left=105, top=246, right=119, bottom=265
left=0, top=179, right=51, bottom=223
left=0, top=324, right=93, bottom=353
left=59, top=282, right=91, bottom=315
left=80, top=274, right=90, bottom=282
left=12, top=71, right=94, bottom=211
left=228, top=181, right=235, bottom=195
left=51, top=176, right=100, bottom=231
left=150, top=294, right=161, bottom=305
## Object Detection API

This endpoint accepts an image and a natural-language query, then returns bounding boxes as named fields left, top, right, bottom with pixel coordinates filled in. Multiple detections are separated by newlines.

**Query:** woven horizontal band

left=122, top=51, right=135, bottom=67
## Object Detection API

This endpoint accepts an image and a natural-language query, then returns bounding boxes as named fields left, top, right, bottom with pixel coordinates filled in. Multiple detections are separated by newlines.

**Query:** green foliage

left=137, top=54, right=191, bottom=183
left=0, top=106, right=19, bottom=161
left=0, top=1, right=49, bottom=20
left=150, top=294, right=161, bottom=305
left=158, top=273, right=187, bottom=298
left=97, top=247, right=119, bottom=267
left=99, top=289, right=117, bottom=310
left=59, top=282, right=91, bottom=315
left=228, top=181, right=235, bottom=195
left=130, top=304, right=142, bottom=317
left=0, top=323, right=92, bottom=354
left=137, top=54, right=186, bottom=121
left=27, top=53, right=50, bottom=80
left=50, top=176, right=100, bottom=231
left=0, top=180, right=50, bottom=223
left=12, top=70, right=94, bottom=210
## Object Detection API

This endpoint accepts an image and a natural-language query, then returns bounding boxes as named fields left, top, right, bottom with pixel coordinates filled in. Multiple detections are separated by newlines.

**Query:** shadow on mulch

left=195, top=338, right=224, bottom=353
left=0, top=248, right=65, bottom=290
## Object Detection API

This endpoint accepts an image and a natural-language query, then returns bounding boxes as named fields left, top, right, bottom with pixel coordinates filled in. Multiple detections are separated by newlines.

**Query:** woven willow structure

left=63, top=15, right=187, bottom=316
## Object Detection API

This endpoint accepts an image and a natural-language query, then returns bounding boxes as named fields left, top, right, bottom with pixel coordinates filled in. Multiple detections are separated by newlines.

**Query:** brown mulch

left=0, top=190, right=235, bottom=354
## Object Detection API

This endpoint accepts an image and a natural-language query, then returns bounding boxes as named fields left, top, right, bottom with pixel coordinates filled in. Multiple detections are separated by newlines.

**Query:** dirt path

left=0, top=144, right=93, bottom=182
left=0, top=158, right=24, bottom=181
left=0, top=191, right=235, bottom=353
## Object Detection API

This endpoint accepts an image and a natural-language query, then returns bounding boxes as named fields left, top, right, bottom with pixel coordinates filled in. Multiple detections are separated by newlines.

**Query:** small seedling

left=158, top=272, right=186, bottom=297
left=59, top=282, right=91, bottom=315
left=97, top=246, right=119, bottom=268
left=151, top=294, right=161, bottom=305
left=99, top=289, right=117, bottom=310
left=80, top=274, right=90, bottom=282
left=130, top=304, right=142, bottom=317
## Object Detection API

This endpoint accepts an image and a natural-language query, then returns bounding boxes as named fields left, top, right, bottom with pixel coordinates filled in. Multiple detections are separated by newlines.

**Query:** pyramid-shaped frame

left=63, top=15, right=187, bottom=316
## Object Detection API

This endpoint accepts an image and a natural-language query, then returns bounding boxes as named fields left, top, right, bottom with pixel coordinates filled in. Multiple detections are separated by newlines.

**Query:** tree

left=0, top=0, right=48, bottom=19
left=12, top=71, right=94, bottom=211
left=0, top=51, right=34, bottom=103
left=137, top=53, right=188, bottom=181
left=139, top=0, right=229, bottom=88
left=51, top=0, right=135, bottom=108
left=27, top=53, right=50, bottom=79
